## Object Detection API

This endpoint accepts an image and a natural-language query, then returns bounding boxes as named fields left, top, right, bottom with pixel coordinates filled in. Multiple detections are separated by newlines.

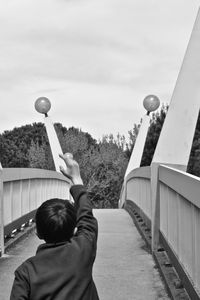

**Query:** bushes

left=0, top=124, right=128, bottom=208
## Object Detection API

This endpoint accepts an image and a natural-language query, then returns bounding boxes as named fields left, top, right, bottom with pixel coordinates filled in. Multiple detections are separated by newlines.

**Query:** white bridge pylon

left=152, top=9, right=200, bottom=170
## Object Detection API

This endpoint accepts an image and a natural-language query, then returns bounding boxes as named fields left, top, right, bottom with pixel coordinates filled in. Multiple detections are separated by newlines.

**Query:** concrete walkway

left=0, top=209, right=169, bottom=299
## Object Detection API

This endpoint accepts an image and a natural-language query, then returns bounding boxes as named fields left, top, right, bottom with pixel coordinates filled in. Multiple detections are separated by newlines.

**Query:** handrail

left=159, top=164, right=200, bottom=209
left=2, top=168, right=70, bottom=183
left=125, top=166, right=151, bottom=182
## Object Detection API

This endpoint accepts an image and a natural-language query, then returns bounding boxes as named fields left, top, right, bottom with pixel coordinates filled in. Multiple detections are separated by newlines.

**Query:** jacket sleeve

left=70, top=185, right=98, bottom=245
left=10, top=265, right=30, bottom=300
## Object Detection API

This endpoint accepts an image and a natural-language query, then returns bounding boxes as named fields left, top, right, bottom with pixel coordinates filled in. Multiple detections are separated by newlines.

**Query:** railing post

left=0, top=163, right=4, bottom=256
left=151, top=162, right=160, bottom=252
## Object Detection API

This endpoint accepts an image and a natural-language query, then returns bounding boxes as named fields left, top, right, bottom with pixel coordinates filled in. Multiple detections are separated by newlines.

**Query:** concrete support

left=120, top=114, right=150, bottom=208
left=44, top=116, right=65, bottom=172
left=152, top=9, right=200, bottom=170
left=125, top=114, right=150, bottom=177
left=0, top=163, right=4, bottom=256
left=151, top=9, right=200, bottom=251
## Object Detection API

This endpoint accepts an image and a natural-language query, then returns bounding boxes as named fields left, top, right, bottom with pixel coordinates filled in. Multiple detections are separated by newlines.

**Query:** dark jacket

left=10, top=185, right=99, bottom=300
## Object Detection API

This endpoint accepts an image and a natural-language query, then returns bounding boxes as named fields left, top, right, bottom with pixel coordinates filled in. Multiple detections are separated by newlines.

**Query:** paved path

left=0, top=209, right=169, bottom=300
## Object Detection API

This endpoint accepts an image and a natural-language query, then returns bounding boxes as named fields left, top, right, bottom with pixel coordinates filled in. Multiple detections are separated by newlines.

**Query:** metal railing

left=126, top=166, right=151, bottom=221
left=159, top=165, right=200, bottom=295
left=122, top=164, right=200, bottom=298
left=0, top=168, right=71, bottom=255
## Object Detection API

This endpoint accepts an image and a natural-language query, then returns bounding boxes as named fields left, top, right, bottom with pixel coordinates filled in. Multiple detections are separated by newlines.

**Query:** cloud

left=1, top=0, right=198, bottom=90
left=0, top=0, right=199, bottom=139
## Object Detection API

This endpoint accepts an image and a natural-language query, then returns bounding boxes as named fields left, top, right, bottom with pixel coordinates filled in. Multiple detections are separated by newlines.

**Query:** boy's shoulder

left=15, top=255, right=36, bottom=278
left=16, top=240, right=81, bottom=273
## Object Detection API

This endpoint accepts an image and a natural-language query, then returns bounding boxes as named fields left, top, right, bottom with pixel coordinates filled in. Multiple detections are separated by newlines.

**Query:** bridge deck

left=0, top=209, right=169, bottom=299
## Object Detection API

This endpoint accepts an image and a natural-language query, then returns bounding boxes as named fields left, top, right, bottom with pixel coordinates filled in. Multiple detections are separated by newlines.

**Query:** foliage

left=187, top=111, right=200, bottom=176
left=3, top=105, right=200, bottom=209
left=126, top=104, right=168, bottom=166
left=28, top=140, right=47, bottom=169
left=141, top=104, right=168, bottom=166
left=0, top=123, right=128, bottom=208
left=127, top=104, right=200, bottom=178
left=0, top=123, right=48, bottom=168
left=59, top=131, right=128, bottom=208
left=86, top=135, right=128, bottom=208
left=125, top=123, right=141, bottom=158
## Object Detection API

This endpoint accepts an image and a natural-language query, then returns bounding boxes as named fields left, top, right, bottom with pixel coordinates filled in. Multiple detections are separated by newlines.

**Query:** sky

left=0, top=0, right=199, bottom=141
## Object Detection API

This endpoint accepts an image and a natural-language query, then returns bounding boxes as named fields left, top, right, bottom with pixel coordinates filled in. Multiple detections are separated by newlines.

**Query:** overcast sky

left=0, top=0, right=199, bottom=140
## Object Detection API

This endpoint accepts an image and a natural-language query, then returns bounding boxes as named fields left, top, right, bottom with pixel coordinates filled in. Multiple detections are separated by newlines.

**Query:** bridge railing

left=159, top=165, right=200, bottom=296
left=0, top=168, right=70, bottom=255
left=125, top=166, right=151, bottom=224
left=122, top=164, right=200, bottom=298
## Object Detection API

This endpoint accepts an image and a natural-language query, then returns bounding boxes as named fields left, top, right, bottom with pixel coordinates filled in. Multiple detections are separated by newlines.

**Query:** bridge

left=1, top=8, right=200, bottom=300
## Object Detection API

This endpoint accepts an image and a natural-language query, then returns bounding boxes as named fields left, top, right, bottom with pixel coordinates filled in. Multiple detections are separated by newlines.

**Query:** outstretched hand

left=59, top=153, right=83, bottom=185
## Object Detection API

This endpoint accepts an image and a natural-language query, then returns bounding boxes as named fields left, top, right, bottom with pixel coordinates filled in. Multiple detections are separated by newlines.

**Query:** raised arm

left=70, top=185, right=98, bottom=242
left=59, top=153, right=98, bottom=243
left=59, top=153, right=83, bottom=186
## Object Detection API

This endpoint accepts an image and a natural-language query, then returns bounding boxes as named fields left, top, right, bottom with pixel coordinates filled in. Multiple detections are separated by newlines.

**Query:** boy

left=10, top=153, right=99, bottom=300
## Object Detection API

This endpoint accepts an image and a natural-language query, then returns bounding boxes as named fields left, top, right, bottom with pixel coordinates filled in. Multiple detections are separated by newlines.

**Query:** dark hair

left=35, top=198, right=76, bottom=243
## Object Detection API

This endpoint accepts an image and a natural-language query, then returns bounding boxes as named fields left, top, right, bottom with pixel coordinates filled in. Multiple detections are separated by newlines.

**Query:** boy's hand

left=59, top=153, right=83, bottom=185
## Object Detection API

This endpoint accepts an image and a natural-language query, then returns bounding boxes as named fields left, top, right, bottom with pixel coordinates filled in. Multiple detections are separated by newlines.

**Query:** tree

left=141, top=104, right=168, bottom=166
left=187, top=110, right=200, bottom=176
left=127, top=105, right=168, bottom=167
left=125, top=123, right=141, bottom=158
left=0, top=136, right=29, bottom=167
left=127, top=105, right=200, bottom=179
left=28, top=140, right=47, bottom=169
left=0, top=123, right=128, bottom=208
left=0, top=123, right=48, bottom=168
left=86, top=135, right=128, bottom=208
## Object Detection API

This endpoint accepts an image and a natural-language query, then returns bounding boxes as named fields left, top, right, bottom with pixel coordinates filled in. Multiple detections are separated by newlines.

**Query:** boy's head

left=35, top=198, right=76, bottom=243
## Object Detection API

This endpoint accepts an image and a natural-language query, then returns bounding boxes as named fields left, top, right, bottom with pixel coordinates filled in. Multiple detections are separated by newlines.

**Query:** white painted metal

left=118, top=184, right=125, bottom=209
left=125, top=167, right=151, bottom=219
left=159, top=166, right=200, bottom=294
left=44, top=116, right=66, bottom=172
left=0, top=163, right=4, bottom=255
left=2, top=168, right=70, bottom=242
left=152, top=10, right=200, bottom=170
left=125, top=114, right=150, bottom=177
left=3, top=182, right=12, bottom=225
left=151, top=162, right=160, bottom=251
left=123, top=163, right=200, bottom=294
left=127, top=178, right=151, bottom=219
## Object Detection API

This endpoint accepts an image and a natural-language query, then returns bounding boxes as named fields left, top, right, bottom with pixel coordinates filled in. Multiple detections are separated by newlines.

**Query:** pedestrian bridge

left=1, top=7, right=200, bottom=300
left=0, top=165, right=199, bottom=299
